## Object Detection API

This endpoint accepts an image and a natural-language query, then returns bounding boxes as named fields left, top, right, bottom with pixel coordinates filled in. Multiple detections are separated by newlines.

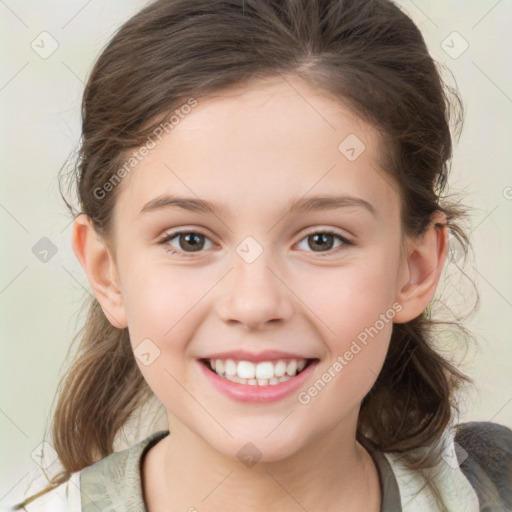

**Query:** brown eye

left=176, top=233, right=205, bottom=252
left=159, top=230, right=214, bottom=255
left=297, top=231, right=351, bottom=256
left=308, top=233, right=335, bottom=252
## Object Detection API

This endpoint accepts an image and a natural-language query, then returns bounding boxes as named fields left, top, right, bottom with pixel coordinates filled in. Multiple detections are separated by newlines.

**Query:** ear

left=393, top=211, right=449, bottom=323
left=71, top=213, right=128, bottom=329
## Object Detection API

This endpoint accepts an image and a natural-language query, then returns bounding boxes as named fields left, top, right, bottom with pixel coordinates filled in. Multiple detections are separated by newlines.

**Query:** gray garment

left=80, top=429, right=403, bottom=512
left=7, top=422, right=509, bottom=511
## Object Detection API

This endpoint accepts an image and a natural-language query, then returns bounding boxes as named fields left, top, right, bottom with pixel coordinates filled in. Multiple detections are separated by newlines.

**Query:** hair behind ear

left=358, top=316, right=471, bottom=455
left=51, top=296, right=152, bottom=470
left=11, top=295, right=155, bottom=510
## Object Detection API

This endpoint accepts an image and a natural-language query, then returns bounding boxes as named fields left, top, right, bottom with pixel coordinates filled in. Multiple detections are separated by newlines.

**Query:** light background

left=1, top=0, right=511, bottom=506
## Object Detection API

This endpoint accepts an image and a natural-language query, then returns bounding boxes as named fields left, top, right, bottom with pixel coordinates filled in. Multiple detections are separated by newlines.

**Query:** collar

left=79, top=429, right=403, bottom=512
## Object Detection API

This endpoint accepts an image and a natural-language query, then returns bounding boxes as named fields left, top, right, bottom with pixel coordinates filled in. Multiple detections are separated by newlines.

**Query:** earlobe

left=71, top=213, right=128, bottom=329
left=393, top=212, right=449, bottom=324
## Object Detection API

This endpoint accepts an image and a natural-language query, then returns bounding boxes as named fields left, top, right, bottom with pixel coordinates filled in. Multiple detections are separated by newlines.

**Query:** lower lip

left=198, top=360, right=318, bottom=403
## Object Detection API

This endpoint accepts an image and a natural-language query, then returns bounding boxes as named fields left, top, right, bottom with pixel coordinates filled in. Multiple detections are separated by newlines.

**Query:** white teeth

left=237, top=361, right=256, bottom=379
left=207, top=357, right=310, bottom=384
left=225, top=375, right=243, bottom=383
left=274, top=360, right=287, bottom=377
left=225, top=359, right=237, bottom=376
left=255, top=362, right=274, bottom=379
left=223, top=374, right=293, bottom=386
left=286, top=360, right=297, bottom=376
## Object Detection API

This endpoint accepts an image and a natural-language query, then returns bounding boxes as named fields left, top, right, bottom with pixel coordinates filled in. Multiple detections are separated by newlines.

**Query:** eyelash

left=157, top=228, right=353, bottom=258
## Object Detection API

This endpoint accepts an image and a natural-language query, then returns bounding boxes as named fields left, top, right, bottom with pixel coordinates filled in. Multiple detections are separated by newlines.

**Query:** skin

left=72, top=75, right=448, bottom=511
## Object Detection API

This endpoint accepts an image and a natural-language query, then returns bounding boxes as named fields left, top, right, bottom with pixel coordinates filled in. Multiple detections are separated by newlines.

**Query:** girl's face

left=103, top=76, right=413, bottom=461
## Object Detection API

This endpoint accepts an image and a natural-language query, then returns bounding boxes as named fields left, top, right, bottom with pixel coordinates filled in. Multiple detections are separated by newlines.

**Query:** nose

left=216, top=251, right=294, bottom=331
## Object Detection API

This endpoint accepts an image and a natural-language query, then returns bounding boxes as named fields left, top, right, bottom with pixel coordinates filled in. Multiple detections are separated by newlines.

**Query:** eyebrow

left=139, top=193, right=377, bottom=217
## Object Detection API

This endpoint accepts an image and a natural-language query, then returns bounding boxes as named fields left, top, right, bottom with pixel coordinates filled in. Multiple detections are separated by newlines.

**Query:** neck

left=142, top=410, right=381, bottom=512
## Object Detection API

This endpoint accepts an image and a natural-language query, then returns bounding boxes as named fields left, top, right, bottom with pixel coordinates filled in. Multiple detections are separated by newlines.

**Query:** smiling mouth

left=199, top=358, right=317, bottom=386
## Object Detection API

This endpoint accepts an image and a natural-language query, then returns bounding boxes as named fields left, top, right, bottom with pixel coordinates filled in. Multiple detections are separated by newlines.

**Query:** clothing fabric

left=4, top=422, right=510, bottom=512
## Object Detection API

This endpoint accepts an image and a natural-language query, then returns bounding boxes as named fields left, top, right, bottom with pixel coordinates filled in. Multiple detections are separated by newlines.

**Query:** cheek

left=119, top=254, right=208, bottom=358
left=303, top=256, right=398, bottom=339
left=121, top=250, right=186, bottom=319
left=121, top=261, right=206, bottom=408
left=299, top=257, right=396, bottom=396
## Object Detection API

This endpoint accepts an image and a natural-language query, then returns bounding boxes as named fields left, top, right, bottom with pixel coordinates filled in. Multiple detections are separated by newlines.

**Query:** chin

left=204, top=427, right=309, bottom=466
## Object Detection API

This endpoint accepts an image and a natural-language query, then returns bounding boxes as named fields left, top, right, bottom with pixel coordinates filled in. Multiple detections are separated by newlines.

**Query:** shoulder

left=2, top=430, right=169, bottom=512
left=381, top=420, right=512, bottom=512
left=79, top=429, right=169, bottom=511
left=454, top=421, right=512, bottom=510
left=381, top=422, right=482, bottom=511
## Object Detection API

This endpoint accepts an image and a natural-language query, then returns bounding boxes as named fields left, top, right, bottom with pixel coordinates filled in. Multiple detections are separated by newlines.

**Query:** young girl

left=6, top=0, right=512, bottom=510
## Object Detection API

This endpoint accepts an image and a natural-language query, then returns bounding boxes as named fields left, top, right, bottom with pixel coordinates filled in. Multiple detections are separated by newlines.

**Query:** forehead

left=114, top=76, right=400, bottom=224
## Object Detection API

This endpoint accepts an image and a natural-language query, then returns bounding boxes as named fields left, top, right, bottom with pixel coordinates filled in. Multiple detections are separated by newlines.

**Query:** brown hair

left=15, top=0, right=477, bottom=508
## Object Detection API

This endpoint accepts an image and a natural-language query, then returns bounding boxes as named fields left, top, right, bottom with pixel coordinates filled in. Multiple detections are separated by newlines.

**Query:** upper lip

left=200, top=350, right=317, bottom=363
